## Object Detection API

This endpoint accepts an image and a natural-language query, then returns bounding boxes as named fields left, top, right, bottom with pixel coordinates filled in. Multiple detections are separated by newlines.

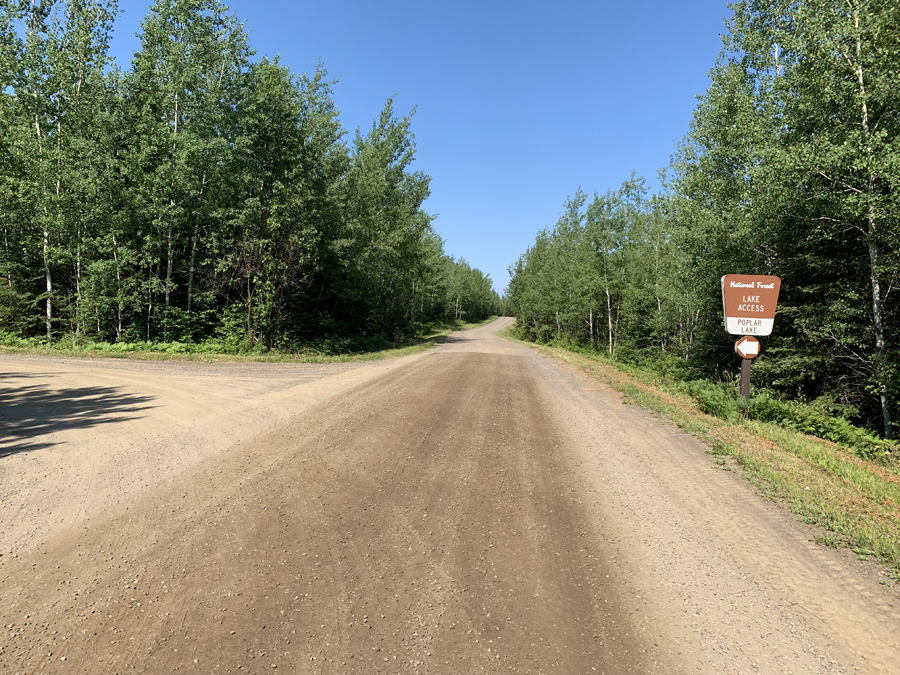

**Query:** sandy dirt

left=0, top=318, right=898, bottom=674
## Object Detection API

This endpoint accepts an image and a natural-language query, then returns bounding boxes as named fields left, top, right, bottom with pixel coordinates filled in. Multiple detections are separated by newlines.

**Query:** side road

left=0, top=350, right=432, bottom=553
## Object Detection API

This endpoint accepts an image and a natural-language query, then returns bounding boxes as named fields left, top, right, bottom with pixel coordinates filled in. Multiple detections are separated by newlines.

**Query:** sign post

left=722, top=275, right=781, bottom=401
left=734, top=336, right=760, bottom=399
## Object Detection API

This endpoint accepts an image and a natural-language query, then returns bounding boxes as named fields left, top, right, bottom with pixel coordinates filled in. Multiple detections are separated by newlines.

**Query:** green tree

left=668, top=0, right=900, bottom=436
left=216, top=59, right=347, bottom=347
left=1, top=0, right=117, bottom=338
left=339, top=100, right=435, bottom=335
left=0, top=0, right=496, bottom=354
left=124, top=0, right=252, bottom=339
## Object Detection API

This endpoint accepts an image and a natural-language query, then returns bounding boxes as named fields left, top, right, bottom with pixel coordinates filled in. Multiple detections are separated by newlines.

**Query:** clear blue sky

left=108, top=0, right=731, bottom=294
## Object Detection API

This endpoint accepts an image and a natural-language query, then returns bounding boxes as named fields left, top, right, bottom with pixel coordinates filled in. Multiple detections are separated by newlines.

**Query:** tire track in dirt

left=523, top=347, right=900, bottom=674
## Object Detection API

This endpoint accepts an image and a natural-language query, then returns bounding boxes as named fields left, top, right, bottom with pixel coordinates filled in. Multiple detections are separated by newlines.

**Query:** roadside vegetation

left=501, top=326, right=900, bottom=580
left=0, top=0, right=501, bottom=355
left=0, top=316, right=498, bottom=363
left=506, top=0, right=899, bottom=443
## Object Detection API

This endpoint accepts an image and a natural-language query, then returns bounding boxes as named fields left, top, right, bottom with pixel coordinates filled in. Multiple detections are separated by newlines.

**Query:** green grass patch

left=499, top=326, right=900, bottom=579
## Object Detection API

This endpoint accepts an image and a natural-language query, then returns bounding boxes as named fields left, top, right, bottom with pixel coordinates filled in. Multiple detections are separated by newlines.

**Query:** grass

left=498, top=325, right=900, bottom=580
left=0, top=316, right=499, bottom=364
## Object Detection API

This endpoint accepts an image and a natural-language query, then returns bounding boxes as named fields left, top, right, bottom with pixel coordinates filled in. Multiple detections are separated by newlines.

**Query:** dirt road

left=1, top=319, right=898, bottom=674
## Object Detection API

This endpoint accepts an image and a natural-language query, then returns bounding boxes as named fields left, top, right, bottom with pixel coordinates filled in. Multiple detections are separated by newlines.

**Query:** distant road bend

left=0, top=318, right=898, bottom=673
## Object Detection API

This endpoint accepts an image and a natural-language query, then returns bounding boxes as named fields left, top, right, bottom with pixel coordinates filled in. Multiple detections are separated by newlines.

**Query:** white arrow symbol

left=741, top=341, right=759, bottom=356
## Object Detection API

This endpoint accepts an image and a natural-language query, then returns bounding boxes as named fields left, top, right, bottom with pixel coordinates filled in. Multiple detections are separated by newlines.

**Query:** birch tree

left=0, top=0, right=116, bottom=338
left=782, top=0, right=900, bottom=436
left=125, top=0, right=251, bottom=339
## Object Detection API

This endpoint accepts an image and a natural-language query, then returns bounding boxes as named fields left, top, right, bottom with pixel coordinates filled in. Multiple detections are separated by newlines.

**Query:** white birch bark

left=851, top=5, right=893, bottom=437
left=606, top=288, right=613, bottom=355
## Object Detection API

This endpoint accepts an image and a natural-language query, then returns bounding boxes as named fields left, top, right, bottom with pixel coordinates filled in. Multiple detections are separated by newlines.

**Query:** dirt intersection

left=1, top=319, right=898, bottom=673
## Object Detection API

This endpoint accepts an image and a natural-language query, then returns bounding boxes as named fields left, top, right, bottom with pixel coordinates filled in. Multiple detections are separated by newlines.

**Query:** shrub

left=678, top=381, right=896, bottom=461
left=694, top=382, right=741, bottom=422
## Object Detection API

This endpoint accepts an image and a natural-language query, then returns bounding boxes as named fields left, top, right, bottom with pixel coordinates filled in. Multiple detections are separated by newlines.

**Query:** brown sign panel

left=734, top=336, right=760, bottom=359
left=721, top=274, right=781, bottom=336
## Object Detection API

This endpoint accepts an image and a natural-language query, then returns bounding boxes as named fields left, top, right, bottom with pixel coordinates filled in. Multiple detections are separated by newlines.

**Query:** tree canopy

left=507, top=0, right=899, bottom=439
left=0, top=0, right=501, bottom=351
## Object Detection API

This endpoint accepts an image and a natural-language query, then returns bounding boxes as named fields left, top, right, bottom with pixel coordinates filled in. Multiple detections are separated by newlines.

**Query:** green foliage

left=684, top=381, right=742, bottom=423
left=0, top=0, right=500, bottom=354
left=507, top=175, right=699, bottom=361
left=508, top=0, right=899, bottom=441
left=673, top=378, right=895, bottom=460
left=746, top=393, right=891, bottom=460
left=668, top=0, right=900, bottom=436
left=0, top=284, right=36, bottom=334
left=0, top=330, right=39, bottom=347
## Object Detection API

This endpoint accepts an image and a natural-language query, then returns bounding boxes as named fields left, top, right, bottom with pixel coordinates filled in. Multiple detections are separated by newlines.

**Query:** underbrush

left=682, top=382, right=893, bottom=462
left=0, top=330, right=275, bottom=356
left=0, top=317, right=497, bottom=362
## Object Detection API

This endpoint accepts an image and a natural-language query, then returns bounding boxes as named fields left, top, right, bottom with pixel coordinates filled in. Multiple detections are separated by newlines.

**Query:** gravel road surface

left=0, top=318, right=898, bottom=674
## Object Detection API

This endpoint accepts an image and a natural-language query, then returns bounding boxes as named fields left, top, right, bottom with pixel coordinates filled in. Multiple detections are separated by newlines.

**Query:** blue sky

left=108, top=0, right=731, bottom=294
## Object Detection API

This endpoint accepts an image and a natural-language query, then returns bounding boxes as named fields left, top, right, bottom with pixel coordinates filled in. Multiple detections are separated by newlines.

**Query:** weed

left=709, top=439, right=734, bottom=456
left=817, top=534, right=843, bottom=549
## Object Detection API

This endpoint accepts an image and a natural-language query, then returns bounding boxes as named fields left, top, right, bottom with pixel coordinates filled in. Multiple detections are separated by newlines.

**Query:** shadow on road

left=0, top=374, right=156, bottom=457
left=440, top=335, right=471, bottom=344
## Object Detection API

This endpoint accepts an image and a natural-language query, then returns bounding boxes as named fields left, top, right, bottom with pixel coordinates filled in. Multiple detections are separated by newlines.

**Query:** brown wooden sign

left=721, top=275, right=781, bottom=336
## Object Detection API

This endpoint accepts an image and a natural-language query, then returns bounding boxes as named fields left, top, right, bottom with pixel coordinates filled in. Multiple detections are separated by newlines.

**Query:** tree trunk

left=165, top=221, right=174, bottom=307
left=3, top=222, right=10, bottom=286
left=35, top=94, right=52, bottom=339
left=42, top=222, right=52, bottom=339
left=606, top=287, right=613, bottom=355
left=853, top=8, right=893, bottom=438
left=866, top=232, right=891, bottom=437
left=74, top=226, right=82, bottom=336
left=112, top=233, right=123, bottom=341
left=146, top=263, right=153, bottom=342
left=589, top=306, right=594, bottom=346
left=187, top=229, right=198, bottom=314
left=657, top=296, right=664, bottom=351
left=246, top=274, right=254, bottom=344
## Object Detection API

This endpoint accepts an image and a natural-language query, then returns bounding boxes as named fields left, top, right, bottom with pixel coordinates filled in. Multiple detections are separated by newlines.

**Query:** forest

left=507, top=0, right=899, bottom=440
left=0, top=0, right=501, bottom=354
